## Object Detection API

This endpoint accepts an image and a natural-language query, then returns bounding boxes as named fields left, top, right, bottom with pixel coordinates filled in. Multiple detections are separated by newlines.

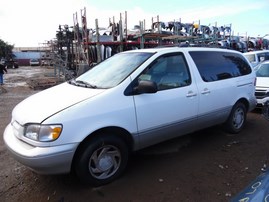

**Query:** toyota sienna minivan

left=4, top=47, right=257, bottom=186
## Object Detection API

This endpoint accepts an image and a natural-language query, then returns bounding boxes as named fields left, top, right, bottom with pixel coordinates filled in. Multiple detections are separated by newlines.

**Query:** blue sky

left=0, top=0, right=268, bottom=47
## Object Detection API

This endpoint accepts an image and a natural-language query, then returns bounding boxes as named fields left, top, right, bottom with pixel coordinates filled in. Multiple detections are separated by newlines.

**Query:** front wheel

left=224, top=102, right=247, bottom=134
left=262, top=100, right=269, bottom=121
left=75, top=135, right=129, bottom=186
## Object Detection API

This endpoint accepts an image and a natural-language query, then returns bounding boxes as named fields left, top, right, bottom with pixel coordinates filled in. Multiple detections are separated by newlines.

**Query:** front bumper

left=257, top=98, right=264, bottom=108
left=3, top=123, right=78, bottom=175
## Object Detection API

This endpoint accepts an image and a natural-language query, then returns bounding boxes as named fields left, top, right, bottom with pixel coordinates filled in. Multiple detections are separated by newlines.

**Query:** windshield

left=75, top=52, right=153, bottom=88
left=256, top=63, right=269, bottom=77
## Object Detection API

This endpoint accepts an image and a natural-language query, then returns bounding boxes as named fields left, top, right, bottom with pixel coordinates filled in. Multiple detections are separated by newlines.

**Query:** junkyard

left=1, top=65, right=269, bottom=201
left=1, top=2, right=269, bottom=201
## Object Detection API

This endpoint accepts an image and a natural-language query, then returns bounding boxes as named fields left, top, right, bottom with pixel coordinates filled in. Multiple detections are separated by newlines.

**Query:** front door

left=133, top=52, right=199, bottom=149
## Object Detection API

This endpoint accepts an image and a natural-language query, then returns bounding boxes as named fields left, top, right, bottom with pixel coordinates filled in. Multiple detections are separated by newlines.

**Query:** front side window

left=189, top=51, right=252, bottom=82
left=75, top=52, right=153, bottom=88
left=138, top=53, right=191, bottom=90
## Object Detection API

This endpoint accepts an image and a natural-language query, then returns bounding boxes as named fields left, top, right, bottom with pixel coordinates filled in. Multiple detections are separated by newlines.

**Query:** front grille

left=255, top=89, right=269, bottom=99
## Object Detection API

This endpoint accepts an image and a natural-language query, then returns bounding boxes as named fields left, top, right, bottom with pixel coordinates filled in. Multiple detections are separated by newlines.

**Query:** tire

left=75, top=134, right=129, bottom=186
left=262, top=101, right=269, bottom=121
left=224, top=102, right=246, bottom=134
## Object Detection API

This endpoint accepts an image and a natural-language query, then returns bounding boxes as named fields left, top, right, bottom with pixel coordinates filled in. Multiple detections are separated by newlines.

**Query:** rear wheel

left=75, top=134, right=129, bottom=186
left=225, top=102, right=246, bottom=134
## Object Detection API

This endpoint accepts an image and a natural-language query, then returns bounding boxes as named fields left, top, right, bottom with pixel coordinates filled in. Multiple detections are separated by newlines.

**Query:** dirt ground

left=1, top=66, right=269, bottom=202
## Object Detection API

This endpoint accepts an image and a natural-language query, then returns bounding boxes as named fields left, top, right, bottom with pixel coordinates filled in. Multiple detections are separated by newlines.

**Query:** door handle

left=201, top=88, right=210, bottom=95
left=186, top=91, right=197, bottom=97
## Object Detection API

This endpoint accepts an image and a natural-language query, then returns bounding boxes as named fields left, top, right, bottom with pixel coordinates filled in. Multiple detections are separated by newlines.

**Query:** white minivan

left=4, top=47, right=256, bottom=186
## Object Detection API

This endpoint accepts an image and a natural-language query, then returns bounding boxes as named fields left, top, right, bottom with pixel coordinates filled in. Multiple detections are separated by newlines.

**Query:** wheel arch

left=71, top=126, right=134, bottom=172
left=224, top=98, right=248, bottom=134
left=236, top=97, right=249, bottom=111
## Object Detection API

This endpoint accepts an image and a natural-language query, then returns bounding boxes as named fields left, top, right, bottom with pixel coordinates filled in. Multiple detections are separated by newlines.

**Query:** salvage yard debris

left=26, top=77, right=63, bottom=90
left=0, top=86, right=7, bottom=94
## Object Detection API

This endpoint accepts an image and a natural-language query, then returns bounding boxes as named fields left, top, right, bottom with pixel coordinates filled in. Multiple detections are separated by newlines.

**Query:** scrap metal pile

left=47, top=8, right=268, bottom=80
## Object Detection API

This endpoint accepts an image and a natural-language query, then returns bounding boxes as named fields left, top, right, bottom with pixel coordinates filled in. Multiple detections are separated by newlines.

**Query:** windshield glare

left=76, top=52, right=153, bottom=88
left=256, top=64, right=269, bottom=77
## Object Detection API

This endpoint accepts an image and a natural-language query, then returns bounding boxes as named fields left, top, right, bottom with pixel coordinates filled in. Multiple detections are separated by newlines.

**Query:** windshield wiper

left=68, top=79, right=76, bottom=85
left=68, top=79, right=97, bottom=88
left=76, top=80, right=97, bottom=88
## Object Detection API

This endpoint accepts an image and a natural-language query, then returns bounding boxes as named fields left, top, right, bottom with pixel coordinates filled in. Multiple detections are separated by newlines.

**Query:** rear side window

left=189, top=51, right=252, bottom=82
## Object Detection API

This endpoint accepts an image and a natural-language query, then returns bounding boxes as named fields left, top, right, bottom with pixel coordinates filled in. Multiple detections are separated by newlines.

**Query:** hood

left=13, top=82, right=106, bottom=124
left=256, top=77, right=269, bottom=88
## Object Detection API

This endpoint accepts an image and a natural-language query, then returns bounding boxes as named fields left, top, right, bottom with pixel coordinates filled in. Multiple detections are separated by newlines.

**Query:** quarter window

left=189, top=51, right=252, bottom=82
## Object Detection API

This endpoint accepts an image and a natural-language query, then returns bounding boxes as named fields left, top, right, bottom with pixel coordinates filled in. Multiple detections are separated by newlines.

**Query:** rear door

left=188, top=50, right=253, bottom=129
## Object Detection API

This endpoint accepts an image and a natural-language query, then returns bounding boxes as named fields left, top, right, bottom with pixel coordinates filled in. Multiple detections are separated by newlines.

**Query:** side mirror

left=134, top=80, right=158, bottom=94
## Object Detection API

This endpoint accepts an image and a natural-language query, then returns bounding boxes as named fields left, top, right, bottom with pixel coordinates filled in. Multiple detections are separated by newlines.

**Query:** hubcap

left=233, top=108, right=244, bottom=129
left=98, top=155, right=113, bottom=171
left=89, top=145, right=121, bottom=179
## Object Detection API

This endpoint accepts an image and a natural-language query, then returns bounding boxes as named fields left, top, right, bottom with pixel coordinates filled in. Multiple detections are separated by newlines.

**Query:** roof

left=123, top=46, right=242, bottom=54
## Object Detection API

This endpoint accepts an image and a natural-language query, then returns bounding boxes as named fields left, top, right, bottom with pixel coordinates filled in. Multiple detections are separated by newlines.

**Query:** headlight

left=24, top=124, right=62, bottom=142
